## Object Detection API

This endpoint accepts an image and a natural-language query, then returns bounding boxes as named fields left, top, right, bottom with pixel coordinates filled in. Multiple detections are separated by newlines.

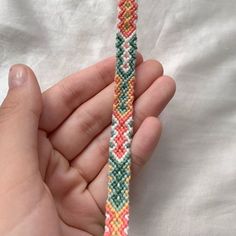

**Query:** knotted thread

left=104, top=1, right=138, bottom=235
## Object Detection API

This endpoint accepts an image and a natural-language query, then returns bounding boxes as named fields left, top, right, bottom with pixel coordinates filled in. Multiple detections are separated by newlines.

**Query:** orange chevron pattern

left=104, top=203, right=129, bottom=236
left=118, top=0, right=138, bottom=38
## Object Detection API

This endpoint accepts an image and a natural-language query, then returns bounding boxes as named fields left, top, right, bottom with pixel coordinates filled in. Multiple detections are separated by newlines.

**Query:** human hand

left=0, top=53, right=175, bottom=236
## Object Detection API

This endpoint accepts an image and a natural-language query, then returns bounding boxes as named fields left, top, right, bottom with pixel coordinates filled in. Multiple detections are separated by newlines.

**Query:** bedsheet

left=1, top=0, right=236, bottom=235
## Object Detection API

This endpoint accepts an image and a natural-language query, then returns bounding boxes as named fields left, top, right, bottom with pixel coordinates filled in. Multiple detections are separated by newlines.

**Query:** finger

left=130, top=116, right=162, bottom=174
left=50, top=60, right=163, bottom=160
left=0, top=65, right=42, bottom=187
left=133, top=75, right=176, bottom=131
left=87, top=116, right=162, bottom=213
left=70, top=76, right=176, bottom=183
left=40, top=52, right=143, bottom=132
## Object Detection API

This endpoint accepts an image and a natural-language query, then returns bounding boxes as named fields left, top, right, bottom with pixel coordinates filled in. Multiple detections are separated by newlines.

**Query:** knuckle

left=94, top=62, right=113, bottom=87
left=78, top=109, right=96, bottom=137
left=163, top=75, right=176, bottom=89
left=96, top=135, right=110, bottom=158
left=58, top=82, right=80, bottom=110
left=0, top=101, right=39, bottom=126
left=78, top=106, right=103, bottom=137
left=133, top=108, right=146, bottom=131
left=132, top=151, right=146, bottom=169
left=160, top=75, right=176, bottom=99
left=0, top=100, right=21, bottom=123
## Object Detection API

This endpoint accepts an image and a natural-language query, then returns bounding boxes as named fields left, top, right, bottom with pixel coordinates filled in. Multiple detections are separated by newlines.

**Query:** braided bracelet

left=104, top=1, right=138, bottom=235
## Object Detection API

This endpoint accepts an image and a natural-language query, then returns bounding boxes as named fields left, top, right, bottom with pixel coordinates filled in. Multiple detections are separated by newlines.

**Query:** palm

left=32, top=54, right=175, bottom=236
left=37, top=132, right=105, bottom=236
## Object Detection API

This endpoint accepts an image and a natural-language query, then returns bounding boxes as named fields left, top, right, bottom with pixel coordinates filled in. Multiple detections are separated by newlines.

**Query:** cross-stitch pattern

left=104, top=0, right=138, bottom=235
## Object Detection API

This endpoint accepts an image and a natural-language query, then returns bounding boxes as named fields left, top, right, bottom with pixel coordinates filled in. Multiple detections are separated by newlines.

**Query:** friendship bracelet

left=104, top=1, right=138, bottom=235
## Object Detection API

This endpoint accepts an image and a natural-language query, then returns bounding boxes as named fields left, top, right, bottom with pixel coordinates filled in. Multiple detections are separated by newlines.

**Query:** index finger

left=40, top=53, right=143, bottom=132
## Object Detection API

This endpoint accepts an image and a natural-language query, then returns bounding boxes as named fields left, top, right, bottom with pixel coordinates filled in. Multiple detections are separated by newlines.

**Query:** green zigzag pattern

left=115, top=32, right=137, bottom=115
left=108, top=116, right=133, bottom=211
left=108, top=152, right=131, bottom=211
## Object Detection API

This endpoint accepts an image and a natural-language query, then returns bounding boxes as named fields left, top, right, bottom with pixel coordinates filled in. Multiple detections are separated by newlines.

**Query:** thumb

left=0, top=65, right=42, bottom=185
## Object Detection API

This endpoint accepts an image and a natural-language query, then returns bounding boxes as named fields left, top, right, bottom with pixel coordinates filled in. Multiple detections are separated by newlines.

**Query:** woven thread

left=104, top=1, right=138, bottom=235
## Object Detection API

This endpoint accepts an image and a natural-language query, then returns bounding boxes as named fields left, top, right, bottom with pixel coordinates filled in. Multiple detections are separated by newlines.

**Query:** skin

left=0, top=53, right=176, bottom=236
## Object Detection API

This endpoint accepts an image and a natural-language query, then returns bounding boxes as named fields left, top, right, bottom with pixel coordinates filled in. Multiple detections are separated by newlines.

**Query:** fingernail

left=8, top=65, right=27, bottom=89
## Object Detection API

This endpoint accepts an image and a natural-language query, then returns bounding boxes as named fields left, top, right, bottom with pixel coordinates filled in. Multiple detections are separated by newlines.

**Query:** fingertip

left=136, top=51, right=144, bottom=64
left=162, top=75, right=176, bottom=98
left=144, top=116, right=162, bottom=134
left=10, top=64, right=37, bottom=78
left=145, top=59, right=164, bottom=76
left=152, top=75, right=176, bottom=108
left=8, top=64, right=42, bottom=115
left=9, top=64, right=39, bottom=89
left=140, top=116, right=162, bottom=146
left=8, top=64, right=28, bottom=89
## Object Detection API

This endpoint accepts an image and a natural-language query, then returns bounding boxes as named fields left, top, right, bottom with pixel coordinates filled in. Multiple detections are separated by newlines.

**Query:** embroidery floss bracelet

left=104, top=0, right=138, bottom=235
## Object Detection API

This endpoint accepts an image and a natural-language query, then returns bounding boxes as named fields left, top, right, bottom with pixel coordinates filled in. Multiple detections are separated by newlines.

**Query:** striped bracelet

left=104, top=0, right=138, bottom=235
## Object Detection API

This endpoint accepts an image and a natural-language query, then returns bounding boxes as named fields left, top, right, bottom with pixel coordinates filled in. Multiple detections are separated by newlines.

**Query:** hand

left=0, top=53, right=175, bottom=236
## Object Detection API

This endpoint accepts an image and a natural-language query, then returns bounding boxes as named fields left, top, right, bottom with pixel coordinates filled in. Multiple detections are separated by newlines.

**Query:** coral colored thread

left=104, top=0, right=138, bottom=235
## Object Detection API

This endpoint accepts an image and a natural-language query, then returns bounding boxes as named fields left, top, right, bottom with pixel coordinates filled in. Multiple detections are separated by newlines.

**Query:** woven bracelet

left=104, top=0, right=138, bottom=235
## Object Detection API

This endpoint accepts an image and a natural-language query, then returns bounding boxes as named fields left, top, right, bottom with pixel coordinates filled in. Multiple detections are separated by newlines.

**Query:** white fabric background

left=1, top=0, right=236, bottom=235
